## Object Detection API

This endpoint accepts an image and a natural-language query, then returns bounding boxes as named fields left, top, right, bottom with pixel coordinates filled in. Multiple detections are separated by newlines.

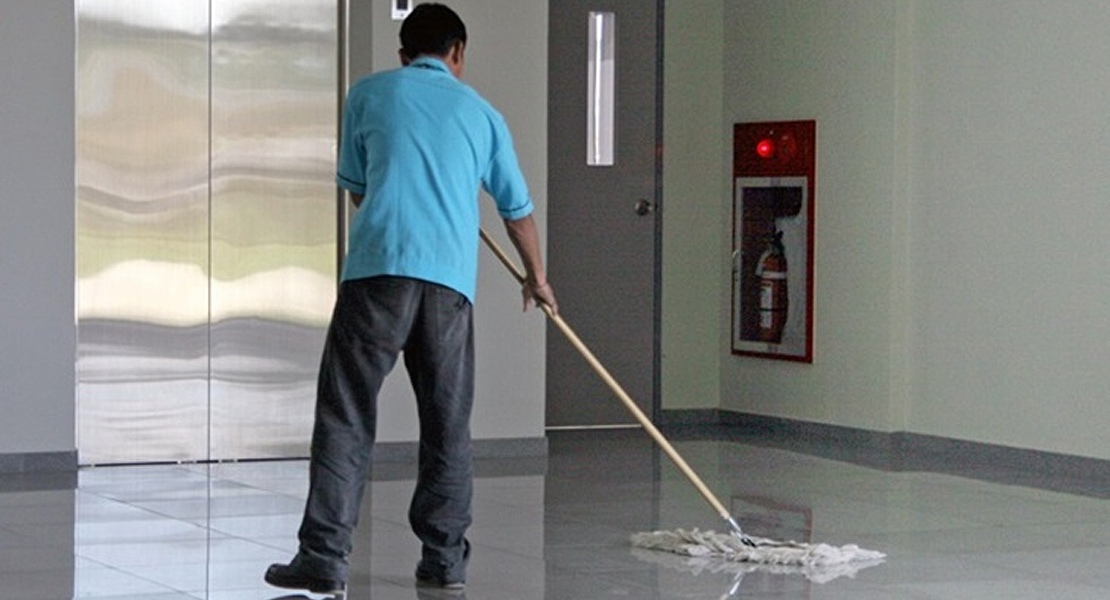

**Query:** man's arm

left=503, top=214, right=558, bottom=314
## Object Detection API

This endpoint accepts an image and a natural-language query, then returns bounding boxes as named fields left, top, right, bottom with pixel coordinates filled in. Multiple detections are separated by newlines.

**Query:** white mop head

left=630, top=528, right=885, bottom=569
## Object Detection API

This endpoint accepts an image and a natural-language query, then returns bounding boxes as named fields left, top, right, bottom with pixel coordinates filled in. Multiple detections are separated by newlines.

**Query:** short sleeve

left=482, top=116, right=533, bottom=220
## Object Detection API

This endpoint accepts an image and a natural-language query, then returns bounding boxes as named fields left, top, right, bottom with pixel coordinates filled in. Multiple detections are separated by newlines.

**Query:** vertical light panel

left=209, top=0, right=337, bottom=460
left=76, top=0, right=211, bottom=464
left=587, top=11, right=615, bottom=166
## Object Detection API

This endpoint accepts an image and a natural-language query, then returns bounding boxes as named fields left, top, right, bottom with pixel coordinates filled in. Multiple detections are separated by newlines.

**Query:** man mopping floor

left=264, top=4, right=557, bottom=596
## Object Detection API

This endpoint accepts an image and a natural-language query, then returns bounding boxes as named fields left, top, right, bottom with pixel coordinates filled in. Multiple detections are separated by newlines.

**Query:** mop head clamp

left=725, top=515, right=757, bottom=547
left=631, top=528, right=885, bottom=568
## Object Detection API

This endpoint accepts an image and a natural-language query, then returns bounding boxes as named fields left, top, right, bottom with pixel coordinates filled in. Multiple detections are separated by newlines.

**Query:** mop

left=630, top=541, right=885, bottom=585
left=480, top=228, right=885, bottom=569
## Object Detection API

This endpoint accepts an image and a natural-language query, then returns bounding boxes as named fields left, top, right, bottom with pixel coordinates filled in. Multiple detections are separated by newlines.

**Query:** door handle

left=634, top=198, right=654, bottom=216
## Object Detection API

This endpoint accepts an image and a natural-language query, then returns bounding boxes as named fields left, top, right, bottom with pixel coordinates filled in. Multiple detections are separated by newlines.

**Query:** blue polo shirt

left=335, top=57, right=534, bottom=303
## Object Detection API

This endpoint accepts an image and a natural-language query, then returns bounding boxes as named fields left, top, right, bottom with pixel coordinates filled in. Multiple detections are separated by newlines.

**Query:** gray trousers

left=296, top=276, right=474, bottom=583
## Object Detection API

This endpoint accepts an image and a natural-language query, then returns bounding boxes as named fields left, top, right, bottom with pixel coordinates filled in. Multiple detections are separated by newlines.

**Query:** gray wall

left=0, top=2, right=77, bottom=462
left=365, top=0, right=550, bottom=444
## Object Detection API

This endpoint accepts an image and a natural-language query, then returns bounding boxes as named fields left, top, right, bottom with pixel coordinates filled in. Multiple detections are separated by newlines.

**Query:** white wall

left=720, top=0, right=905, bottom=431
left=909, top=0, right=1110, bottom=458
left=366, top=0, right=549, bottom=443
left=707, top=0, right=1110, bottom=460
left=661, top=0, right=726, bottom=411
left=0, top=2, right=77, bottom=456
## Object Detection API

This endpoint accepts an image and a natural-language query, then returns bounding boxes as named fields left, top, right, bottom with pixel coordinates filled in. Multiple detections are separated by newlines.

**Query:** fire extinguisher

left=756, top=230, right=788, bottom=343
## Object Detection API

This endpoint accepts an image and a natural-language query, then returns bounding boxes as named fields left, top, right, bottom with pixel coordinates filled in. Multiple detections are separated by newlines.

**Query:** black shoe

left=414, top=543, right=468, bottom=593
left=265, top=561, right=346, bottom=596
left=415, top=573, right=466, bottom=594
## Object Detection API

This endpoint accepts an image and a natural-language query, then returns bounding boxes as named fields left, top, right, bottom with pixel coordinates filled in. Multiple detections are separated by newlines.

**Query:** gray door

left=547, top=1, right=661, bottom=427
left=75, top=0, right=338, bottom=464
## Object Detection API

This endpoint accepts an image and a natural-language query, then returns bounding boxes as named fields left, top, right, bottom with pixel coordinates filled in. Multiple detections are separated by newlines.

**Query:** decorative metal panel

left=76, top=0, right=211, bottom=464
left=209, top=0, right=337, bottom=460
left=76, top=0, right=338, bottom=464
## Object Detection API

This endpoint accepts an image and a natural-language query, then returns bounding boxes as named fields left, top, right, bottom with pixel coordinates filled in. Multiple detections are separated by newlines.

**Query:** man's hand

left=522, top=279, right=558, bottom=315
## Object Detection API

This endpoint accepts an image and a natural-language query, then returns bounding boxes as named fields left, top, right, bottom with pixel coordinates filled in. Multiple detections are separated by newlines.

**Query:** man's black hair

left=400, top=3, right=468, bottom=60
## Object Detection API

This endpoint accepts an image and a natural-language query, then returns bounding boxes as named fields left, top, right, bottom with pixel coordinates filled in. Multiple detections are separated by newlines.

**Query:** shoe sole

left=265, top=565, right=345, bottom=596
left=415, top=577, right=466, bottom=593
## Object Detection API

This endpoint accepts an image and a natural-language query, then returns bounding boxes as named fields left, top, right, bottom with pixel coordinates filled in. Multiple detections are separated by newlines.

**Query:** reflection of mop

left=480, top=229, right=884, bottom=568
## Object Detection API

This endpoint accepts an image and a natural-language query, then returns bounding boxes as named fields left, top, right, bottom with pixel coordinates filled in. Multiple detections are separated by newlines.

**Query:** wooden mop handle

left=479, top=227, right=735, bottom=524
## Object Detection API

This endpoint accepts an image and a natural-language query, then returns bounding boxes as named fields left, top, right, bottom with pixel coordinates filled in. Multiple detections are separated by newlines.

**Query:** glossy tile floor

left=3, top=430, right=1110, bottom=599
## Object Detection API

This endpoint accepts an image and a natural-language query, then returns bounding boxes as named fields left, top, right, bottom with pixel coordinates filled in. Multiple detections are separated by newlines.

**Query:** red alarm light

left=755, top=138, right=775, bottom=159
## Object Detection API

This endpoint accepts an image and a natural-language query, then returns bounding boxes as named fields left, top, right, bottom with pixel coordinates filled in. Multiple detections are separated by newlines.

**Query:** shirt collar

left=409, top=56, right=452, bottom=74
